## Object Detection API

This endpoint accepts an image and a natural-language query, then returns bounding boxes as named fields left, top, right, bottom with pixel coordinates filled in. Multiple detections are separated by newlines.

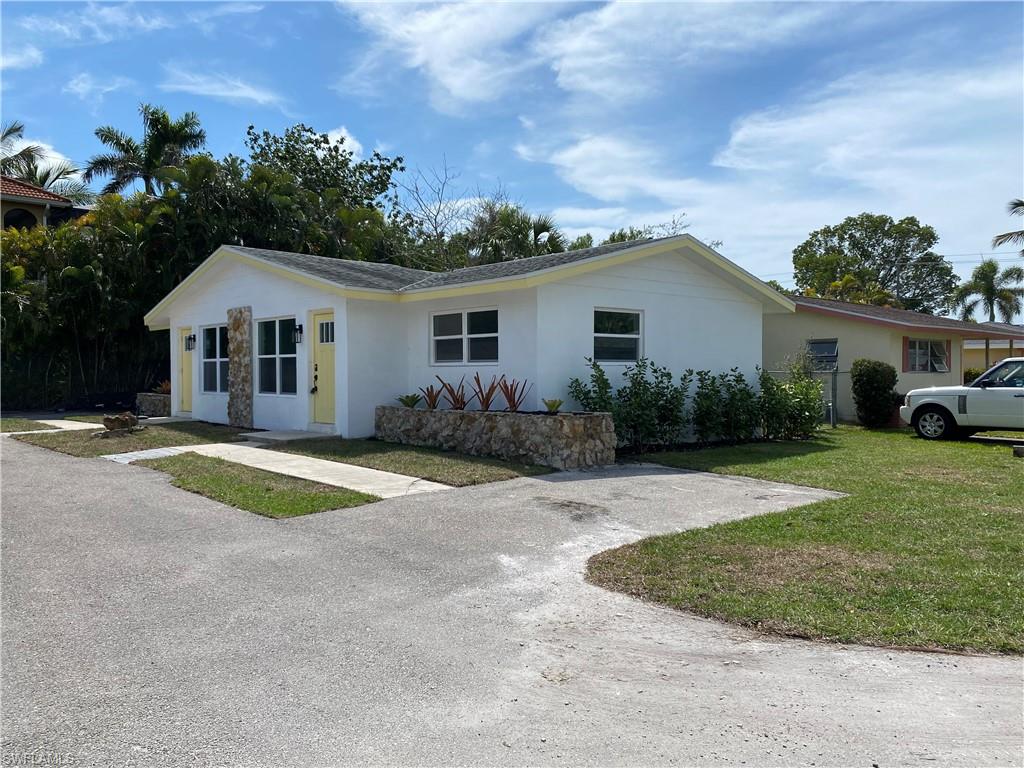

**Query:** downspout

left=43, top=203, right=50, bottom=226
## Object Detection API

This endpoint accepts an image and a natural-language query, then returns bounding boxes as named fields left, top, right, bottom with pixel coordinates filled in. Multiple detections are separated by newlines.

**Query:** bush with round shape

left=851, top=358, right=898, bottom=427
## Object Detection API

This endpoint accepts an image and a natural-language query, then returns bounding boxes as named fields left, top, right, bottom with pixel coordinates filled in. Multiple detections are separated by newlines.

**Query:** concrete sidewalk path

left=164, top=442, right=450, bottom=498
left=35, top=419, right=100, bottom=431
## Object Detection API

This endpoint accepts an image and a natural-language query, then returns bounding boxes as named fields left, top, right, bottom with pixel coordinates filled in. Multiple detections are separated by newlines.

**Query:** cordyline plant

left=470, top=373, right=500, bottom=411
left=437, top=375, right=476, bottom=410
left=498, top=376, right=532, bottom=412
left=419, top=384, right=443, bottom=410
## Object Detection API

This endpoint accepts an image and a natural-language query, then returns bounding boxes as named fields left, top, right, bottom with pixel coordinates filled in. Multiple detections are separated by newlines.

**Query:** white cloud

left=0, top=45, right=43, bottom=70
left=18, top=2, right=170, bottom=43
left=339, top=1, right=562, bottom=113
left=188, top=3, right=264, bottom=35
left=535, top=2, right=846, bottom=102
left=160, top=65, right=283, bottom=108
left=327, top=126, right=363, bottom=159
left=517, top=60, right=1022, bottom=281
left=62, top=72, right=133, bottom=103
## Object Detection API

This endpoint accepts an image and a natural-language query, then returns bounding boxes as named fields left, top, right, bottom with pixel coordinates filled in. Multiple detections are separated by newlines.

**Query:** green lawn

left=14, top=421, right=252, bottom=458
left=137, top=453, right=377, bottom=518
left=588, top=427, right=1023, bottom=654
left=0, top=417, right=51, bottom=433
left=276, top=437, right=552, bottom=486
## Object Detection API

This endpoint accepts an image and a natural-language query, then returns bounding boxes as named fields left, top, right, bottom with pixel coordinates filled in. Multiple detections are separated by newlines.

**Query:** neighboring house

left=763, top=296, right=1020, bottom=421
left=0, top=176, right=72, bottom=228
left=144, top=235, right=793, bottom=436
left=962, top=322, right=1023, bottom=371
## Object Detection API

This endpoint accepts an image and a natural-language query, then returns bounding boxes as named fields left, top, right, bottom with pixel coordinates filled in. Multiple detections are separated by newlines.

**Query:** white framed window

left=907, top=339, right=949, bottom=373
left=202, top=325, right=229, bottom=393
left=806, top=338, right=839, bottom=371
left=594, top=308, right=642, bottom=362
left=257, top=317, right=298, bottom=395
left=430, top=309, right=498, bottom=364
left=318, top=320, right=335, bottom=344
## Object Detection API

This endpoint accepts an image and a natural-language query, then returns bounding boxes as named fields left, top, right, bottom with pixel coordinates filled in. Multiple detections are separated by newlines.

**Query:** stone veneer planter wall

left=375, top=406, right=616, bottom=470
left=136, top=392, right=170, bottom=417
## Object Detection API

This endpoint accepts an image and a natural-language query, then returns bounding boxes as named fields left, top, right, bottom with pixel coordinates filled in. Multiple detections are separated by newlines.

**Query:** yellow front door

left=312, top=312, right=336, bottom=424
left=179, top=327, right=193, bottom=412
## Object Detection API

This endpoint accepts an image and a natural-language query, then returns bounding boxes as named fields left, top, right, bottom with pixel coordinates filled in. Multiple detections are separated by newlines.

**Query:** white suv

left=900, top=357, right=1024, bottom=439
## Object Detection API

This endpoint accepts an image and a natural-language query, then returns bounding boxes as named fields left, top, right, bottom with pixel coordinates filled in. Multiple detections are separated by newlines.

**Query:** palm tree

left=952, top=259, right=1024, bottom=366
left=16, top=157, right=94, bottom=205
left=1, top=120, right=43, bottom=175
left=467, top=202, right=566, bottom=263
left=992, top=199, right=1024, bottom=257
left=84, top=104, right=206, bottom=195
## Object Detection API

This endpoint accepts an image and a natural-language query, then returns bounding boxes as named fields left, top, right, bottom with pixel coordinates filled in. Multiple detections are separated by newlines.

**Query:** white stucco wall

left=538, top=250, right=765, bottom=406
left=167, top=259, right=346, bottom=432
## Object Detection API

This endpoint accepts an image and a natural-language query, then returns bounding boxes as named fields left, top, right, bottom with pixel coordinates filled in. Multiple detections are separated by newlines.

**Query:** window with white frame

left=907, top=339, right=949, bottom=373
left=257, top=318, right=297, bottom=394
left=318, top=320, right=335, bottom=344
left=202, top=325, right=229, bottom=393
left=594, top=309, right=641, bottom=362
left=431, top=309, right=498, bottom=364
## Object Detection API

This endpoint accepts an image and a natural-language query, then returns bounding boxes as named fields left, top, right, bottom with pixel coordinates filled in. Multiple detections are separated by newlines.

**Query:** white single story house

left=144, top=235, right=794, bottom=436
left=763, top=296, right=1020, bottom=421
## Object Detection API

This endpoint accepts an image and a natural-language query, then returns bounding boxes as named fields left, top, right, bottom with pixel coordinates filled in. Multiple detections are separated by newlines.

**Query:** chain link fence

left=764, top=369, right=842, bottom=427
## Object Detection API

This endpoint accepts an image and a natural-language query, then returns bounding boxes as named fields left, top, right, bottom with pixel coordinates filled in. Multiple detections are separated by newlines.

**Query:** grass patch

left=14, top=420, right=252, bottom=458
left=0, top=417, right=51, bottom=432
left=137, top=453, right=377, bottom=518
left=276, top=437, right=552, bottom=486
left=589, top=427, right=1024, bottom=654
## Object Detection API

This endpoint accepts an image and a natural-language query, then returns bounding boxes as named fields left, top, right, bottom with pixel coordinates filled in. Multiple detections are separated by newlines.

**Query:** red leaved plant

left=419, top=384, right=443, bottom=410
left=437, top=375, right=476, bottom=411
left=470, top=373, right=500, bottom=411
left=498, top=376, right=532, bottom=412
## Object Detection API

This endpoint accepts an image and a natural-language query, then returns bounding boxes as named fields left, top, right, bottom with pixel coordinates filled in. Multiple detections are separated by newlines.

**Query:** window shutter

left=945, top=339, right=951, bottom=370
left=902, top=336, right=910, bottom=372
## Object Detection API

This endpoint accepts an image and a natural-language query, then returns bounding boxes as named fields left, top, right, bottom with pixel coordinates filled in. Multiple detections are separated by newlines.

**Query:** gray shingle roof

left=793, top=296, right=1021, bottom=338
left=227, top=238, right=658, bottom=293
left=398, top=238, right=653, bottom=291
left=227, top=246, right=433, bottom=291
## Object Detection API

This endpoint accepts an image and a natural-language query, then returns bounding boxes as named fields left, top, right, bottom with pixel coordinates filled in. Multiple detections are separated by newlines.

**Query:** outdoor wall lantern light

left=293, top=323, right=304, bottom=344
left=184, top=333, right=197, bottom=351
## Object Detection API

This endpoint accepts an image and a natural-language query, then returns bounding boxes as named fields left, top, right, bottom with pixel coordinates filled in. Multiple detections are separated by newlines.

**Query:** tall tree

left=84, top=104, right=206, bottom=195
left=992, top=199, right=1024, bottom=257
left=792, top=213, right=957, bottom=314
left=951, top=259, right=1024, bottom=366
left=0, top=121, right=43, bottom=175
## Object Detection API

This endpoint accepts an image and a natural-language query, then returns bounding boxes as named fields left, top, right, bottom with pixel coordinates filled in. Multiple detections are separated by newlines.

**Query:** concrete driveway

left=2, top=438, right=1021, bottom=767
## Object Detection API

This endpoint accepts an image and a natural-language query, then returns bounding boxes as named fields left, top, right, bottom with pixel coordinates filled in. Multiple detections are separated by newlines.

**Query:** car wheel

left=913, top=406, right=955, bottom=440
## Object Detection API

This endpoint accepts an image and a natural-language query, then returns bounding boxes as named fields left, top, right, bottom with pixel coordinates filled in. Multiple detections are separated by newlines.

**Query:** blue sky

left=1, top=1, right=1022, bottom=288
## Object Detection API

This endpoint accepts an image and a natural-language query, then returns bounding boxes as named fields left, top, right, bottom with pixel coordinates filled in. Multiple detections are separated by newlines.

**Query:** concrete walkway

left=99, top=441, right=451, bottom=498
left=35, top=419, right=101, bottom=431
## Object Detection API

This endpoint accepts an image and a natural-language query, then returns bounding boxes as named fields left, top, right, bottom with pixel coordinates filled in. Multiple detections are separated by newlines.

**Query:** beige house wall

left=1, top=200, right=47, bottom=227
left=764, top=311, right=967, bottom=421
left=963, top=342, right=1021, bottom=373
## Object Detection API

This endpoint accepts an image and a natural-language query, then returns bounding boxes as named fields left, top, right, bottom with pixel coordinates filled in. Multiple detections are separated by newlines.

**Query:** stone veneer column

left=227, top=306, right=253, bottom=428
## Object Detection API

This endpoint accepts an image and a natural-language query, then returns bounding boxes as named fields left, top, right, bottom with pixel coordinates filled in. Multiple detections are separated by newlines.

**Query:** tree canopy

left=792, top=213, right=957, bottom=314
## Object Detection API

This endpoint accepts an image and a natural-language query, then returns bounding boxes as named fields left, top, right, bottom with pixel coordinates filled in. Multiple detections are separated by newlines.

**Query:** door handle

left=1013, top=394, right=1024, bottom=398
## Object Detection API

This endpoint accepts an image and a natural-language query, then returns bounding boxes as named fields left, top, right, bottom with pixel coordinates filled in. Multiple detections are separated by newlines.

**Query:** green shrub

left=569, top=358, right=689, bottom=452
left=568, top=357, right=613, bottom=413
left=758, top=364, right=823, bottom=440
left=721, top=368, right=759, bottom=442
left=757, top=368, right=789, bottom=440
left=850, top=358, right=898, bottom=427
left=691, top=370, right=725, bottom=443
left=963, top=367, right=985, bottom=385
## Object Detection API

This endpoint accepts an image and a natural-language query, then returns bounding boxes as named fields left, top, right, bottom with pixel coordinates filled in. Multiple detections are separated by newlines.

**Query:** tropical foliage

left=792, top=213, right=957, bottom=314
left=992, top=198, right=1024, bottom=257
left=1, top=121, right=94, bottom=204
left=951, top=259, right=1024, bottom=367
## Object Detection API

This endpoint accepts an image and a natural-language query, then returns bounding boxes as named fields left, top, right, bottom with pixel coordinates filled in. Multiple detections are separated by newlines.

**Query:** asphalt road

left=2, top=438, right=1021, bottom=767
